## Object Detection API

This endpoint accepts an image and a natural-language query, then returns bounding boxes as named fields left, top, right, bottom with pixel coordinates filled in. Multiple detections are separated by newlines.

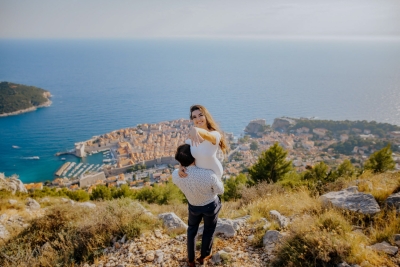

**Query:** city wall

left=79, top=172, right=106, bottom=188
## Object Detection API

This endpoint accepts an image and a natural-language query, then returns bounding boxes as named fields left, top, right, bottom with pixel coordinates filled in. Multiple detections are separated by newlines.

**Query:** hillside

left=0, top=82, right=51, bottom=116
left=1, top=168, right=399, bottom=267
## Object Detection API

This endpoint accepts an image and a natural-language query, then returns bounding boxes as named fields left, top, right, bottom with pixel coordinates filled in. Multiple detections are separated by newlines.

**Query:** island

left=0, top=82, right=52, bottom=117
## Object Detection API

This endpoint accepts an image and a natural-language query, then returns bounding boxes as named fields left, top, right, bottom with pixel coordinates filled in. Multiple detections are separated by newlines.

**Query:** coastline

left=0, top=93, right=52, bottom=118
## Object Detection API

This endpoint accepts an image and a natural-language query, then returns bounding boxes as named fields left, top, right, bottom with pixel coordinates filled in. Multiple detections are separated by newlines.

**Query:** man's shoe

left=196, top=254, right=212, bottom=265
left=188, top=260, right=196, bottom=267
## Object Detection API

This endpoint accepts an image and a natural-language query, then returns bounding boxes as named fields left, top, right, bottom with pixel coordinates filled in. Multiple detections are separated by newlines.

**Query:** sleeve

left=172, top=169, right=180, bottom=185
left=211, top=174, right=224, bottom=195
left=210, top=131, right=221, bottom=145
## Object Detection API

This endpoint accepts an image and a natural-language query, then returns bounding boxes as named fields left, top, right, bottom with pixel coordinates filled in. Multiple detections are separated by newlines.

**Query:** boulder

left=197, top=218, right=236, bottom=237
left=231, top=215, right=250, bottom=230
left=386, top=192, right=400, bottom=210
left=0, top=223, right=10, bottom=239
left=77, top=202, right=96, bottom=208
left=263, top=230, right=284, bottom=251
left=26, top=198, right=41, bottom=210
left=158, top=212, right=187, bottom=230
left=320, top=186, right=381, bottom=215
left=367, top=241, right=398, bottom=255
left=8, top=199, right=17, bottom=205
left=0, top=174, right=27, bottom=194
left=211, top=250, right=231, bottom=264
left=269, top=210, right=289, bottom=228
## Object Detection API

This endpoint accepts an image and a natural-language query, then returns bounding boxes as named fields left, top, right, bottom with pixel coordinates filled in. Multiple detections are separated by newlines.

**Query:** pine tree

left=364, top=144, right=395, bottom=173
left=249, top=142, right=292, bottom=183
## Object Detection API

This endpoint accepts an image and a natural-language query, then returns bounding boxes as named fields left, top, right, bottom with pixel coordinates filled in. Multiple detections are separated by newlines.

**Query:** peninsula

left=0, top=82, right=52, bottom=117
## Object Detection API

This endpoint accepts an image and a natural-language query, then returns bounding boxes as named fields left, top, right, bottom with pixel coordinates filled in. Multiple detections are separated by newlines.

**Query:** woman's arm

left=188, top=127, right=218, bottom=146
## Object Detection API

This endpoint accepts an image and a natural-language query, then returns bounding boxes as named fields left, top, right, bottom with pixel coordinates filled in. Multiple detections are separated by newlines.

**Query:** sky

left=1, top=0, right=400, bottom=39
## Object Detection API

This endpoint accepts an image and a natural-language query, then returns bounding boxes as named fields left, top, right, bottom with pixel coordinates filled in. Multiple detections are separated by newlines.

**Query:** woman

left=179, top=104, right=227, bottom=178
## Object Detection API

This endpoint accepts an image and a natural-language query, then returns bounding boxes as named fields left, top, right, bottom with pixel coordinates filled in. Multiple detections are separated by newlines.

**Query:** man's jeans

left=187, top=196, right=221, bottom=262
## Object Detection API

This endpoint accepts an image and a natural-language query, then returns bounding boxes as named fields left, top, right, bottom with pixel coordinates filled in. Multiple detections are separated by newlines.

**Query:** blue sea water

left=1, top=38, right=400, bottom=183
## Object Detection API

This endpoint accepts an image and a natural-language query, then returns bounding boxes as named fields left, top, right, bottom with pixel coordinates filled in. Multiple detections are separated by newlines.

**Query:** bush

left=0, top=199, right=159, bottom=266
left=222, top=173, right=248, bottom=201
left=90, top=185, right=112, bottom=201
left=364, top=144, right=395, bottom=173
left=134, top=181, right=185, bottom=205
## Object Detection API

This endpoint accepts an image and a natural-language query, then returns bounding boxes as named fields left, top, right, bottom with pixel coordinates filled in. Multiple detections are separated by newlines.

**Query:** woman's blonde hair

left=190, top=104, right=228, bottom=154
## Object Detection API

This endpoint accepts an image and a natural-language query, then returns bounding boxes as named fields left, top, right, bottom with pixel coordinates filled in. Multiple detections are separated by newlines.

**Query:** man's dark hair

left=175, top=144, right=195, bottom=167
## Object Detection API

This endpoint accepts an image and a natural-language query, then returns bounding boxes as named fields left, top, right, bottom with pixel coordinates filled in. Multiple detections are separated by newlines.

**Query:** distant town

left=23, top=117, right=400, bottom=193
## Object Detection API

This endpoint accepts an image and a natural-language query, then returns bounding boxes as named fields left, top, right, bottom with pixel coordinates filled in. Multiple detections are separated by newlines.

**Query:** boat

left=21, top=156, right=40, bottom=160
left=12, top=145, right=20, bottom=149
left=61, top=158, right=66, bottom=161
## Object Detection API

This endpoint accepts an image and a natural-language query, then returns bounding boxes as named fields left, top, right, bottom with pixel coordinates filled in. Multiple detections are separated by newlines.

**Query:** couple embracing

left=172, top=104, right=227, bottom=267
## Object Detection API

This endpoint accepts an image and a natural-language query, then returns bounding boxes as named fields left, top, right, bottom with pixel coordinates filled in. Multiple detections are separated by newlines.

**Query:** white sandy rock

left=198, top=218, right=236, bottom=237
left=158, top=212, right=187, bottom=230
left=320, top=186, right=381, bottom=215
left=8, top=199, right=17, bottom=205
left=269, top=210, right=289, bottom=228
left=78, top=202, right=96, bottom=208
left=0, top=223, right=10, bottom=239
left=367, top=241, right=398, bottom=255
left=26, top=198, right=41, bottom=210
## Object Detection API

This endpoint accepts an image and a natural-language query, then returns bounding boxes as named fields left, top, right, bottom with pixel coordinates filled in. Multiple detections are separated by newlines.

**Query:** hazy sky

left=1, top=0, right=399, bottom=39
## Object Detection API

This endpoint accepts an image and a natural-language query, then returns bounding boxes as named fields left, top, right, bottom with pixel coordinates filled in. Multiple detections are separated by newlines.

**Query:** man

left=172, top=144, right=224, bottom=267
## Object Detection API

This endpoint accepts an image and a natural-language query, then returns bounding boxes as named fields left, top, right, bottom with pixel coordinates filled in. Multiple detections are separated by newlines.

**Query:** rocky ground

left=82, top=220, right=271, bottom=267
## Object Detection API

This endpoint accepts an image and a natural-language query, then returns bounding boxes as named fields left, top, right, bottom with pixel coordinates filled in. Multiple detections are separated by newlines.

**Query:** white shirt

left=172, top=166, right=224, bottom=206
left=185, top=131, right=223, bottom=178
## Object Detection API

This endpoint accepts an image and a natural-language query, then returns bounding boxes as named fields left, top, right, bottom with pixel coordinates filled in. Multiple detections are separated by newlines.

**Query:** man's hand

left=179, top=165, right=188, bottom=178
left=188, top=127, right=204, bottom=147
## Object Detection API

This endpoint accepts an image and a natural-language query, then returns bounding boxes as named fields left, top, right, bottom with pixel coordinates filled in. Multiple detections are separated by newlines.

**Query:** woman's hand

left=179, top=165, right=188, bottom=178
left=188, top=127, right=204, bottom=147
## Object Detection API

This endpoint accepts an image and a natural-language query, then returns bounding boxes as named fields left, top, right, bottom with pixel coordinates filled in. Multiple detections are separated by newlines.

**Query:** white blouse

left=186, top=130, right=223, bottom=178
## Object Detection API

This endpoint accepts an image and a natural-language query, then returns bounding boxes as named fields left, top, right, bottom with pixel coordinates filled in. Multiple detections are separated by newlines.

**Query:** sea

left=1, top=38, right=400, bottom=183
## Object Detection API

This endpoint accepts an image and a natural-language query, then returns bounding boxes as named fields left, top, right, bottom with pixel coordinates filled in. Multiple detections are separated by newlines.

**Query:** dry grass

left=354, top=171, right=400, bottom=204
left=0, top=198, right=159, bottom=267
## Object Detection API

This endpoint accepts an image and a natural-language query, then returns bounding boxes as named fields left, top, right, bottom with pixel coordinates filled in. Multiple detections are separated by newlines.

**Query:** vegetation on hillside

left=1, top=144, right=399, bottom=266
left=0, top=82, right=50, bottom=114
left=289, top=118, right=400, bottom=137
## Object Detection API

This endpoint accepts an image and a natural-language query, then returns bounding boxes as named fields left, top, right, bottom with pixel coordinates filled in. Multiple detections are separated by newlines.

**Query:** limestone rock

left=61, top=198, right=69, bottom=203
left=26, top=198, right=41, bottom=210
left=263, top=230, right=283, bottom=247
left=8, top=199, right=17, bottom=205
left=78, top=202, right=96, bottom=208
left=40, top=197, right=50, bottom=203
left=231, top=215, right=250, bottom=230
left=368, top=241, right=398, bottom=255
left=145, top=251, right=155, bottom=262
left=269, top=210, right=289, bottom=228
left=197, top=218, right=236, bottom=237
left=158, top=212, right=187, bottom=230
left=0, top=223, right=10, bottom=239
left=0, top=174, right=27, bottom=194
left=386, top=192, right=400, bottom=210
left=212, top=250, right=231, bottom=264
left=320, top=186, right=381, bottom=215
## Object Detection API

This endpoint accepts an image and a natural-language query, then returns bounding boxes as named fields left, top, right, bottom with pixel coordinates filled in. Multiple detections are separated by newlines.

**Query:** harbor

left=54, top=149, right=114, bottom=179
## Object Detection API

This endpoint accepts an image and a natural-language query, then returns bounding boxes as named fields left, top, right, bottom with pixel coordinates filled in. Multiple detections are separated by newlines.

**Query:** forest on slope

left=0, top=82, right=51, bottom=115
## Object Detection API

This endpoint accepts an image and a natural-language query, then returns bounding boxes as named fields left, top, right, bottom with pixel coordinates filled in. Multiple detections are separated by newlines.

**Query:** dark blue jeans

left=187, top=196, right=221, bottom=262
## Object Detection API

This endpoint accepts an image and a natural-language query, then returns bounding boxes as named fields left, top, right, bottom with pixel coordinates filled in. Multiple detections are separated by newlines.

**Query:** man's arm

left=211, top=174, right=224, bottom=195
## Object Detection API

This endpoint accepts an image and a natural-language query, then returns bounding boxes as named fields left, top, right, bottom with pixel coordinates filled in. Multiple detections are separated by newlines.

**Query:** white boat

left=21, top=156, right=40, bottom=160
left=61, top=158, right=66, bottom=161
left=12, top=145, right=20, bottom=149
